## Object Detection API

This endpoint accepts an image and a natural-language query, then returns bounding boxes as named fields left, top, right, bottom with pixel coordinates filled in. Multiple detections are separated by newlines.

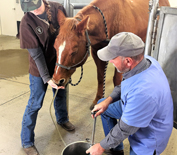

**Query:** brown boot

left=59, top=121, right=75, bottom=131
left=23, top=146, right=39, bottom=155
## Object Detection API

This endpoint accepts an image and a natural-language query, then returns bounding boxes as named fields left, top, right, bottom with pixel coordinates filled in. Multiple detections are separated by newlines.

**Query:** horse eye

left=71, top=51, right=77, bottom=56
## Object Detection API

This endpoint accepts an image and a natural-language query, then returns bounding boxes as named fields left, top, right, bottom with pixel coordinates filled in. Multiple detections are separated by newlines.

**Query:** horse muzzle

left=52, top=78, right=66, bottom=86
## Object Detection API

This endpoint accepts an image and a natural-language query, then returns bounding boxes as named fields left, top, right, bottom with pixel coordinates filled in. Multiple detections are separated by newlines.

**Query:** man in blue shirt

left=86, top=32, right=173, bottom=155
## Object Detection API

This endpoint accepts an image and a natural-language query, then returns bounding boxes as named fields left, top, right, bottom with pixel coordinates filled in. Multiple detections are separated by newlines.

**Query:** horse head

left=52, top=10, right=90, bottom=86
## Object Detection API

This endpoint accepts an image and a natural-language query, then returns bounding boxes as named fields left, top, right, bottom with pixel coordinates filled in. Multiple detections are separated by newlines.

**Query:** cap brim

left=97, top=46, right=117, bottom=61
left=21, top=0, right=42, bottom=12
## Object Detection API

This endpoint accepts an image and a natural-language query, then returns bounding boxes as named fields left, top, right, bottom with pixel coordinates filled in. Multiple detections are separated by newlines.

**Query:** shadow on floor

left=0, top=49, right=29, bottom=78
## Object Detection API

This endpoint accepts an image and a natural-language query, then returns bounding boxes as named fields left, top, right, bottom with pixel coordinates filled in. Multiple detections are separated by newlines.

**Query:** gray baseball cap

left=97, top=32, right=145, bottom=61
left=20, top=0, right=42, bottom=12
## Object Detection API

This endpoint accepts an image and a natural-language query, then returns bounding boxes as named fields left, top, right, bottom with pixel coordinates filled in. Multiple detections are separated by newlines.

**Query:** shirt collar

left=122, top=57, right=150, bottom=80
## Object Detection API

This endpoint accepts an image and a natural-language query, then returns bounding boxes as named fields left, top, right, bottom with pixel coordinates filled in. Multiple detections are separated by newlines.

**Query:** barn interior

left=1, top=0, right=177, bottom=155
left=0, top=34, right=177, bottom=155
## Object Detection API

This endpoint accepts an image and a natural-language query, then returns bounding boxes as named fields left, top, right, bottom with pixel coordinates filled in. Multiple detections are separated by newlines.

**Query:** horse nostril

left=59, top=79, right=65, bottom=85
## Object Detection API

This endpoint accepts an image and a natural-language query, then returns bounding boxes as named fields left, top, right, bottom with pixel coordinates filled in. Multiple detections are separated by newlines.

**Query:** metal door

left=153, top=6, right=177, bottom=129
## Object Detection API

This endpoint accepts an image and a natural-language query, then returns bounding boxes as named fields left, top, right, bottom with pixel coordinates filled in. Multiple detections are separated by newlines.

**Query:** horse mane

left=58, top=17, right=78, bottom=43
left=78, top=0, right=108, bottom=16
left=59, top=10, right=88, bottom=41
left=58, top=0, right=108, bottom=41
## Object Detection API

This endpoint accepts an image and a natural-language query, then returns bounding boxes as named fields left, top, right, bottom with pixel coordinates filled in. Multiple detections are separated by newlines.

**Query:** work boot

left=59, top=121, right=75, bottom=131
left=104, top=149, right=124, bottom=155
left=23, top=145, right=39, bottom=155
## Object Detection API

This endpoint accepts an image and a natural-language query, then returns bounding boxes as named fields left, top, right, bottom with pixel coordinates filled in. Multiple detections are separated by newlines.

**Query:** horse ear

left=76, top=15, right=90, bottom=34
left=57, top=9, right=66, bottom=25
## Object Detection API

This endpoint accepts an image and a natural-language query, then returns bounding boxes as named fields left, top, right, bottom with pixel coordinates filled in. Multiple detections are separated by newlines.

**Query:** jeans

left=21, top=74, right=68, bottom=148
left=99, top=98, right=137, bottom=155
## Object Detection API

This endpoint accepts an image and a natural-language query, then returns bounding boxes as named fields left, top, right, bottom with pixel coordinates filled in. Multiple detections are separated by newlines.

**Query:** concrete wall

left=0, top=0, right=176, bottom=36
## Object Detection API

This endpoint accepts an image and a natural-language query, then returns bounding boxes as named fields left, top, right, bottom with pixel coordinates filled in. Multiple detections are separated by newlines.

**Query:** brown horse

left=52, top=0, right=170, bottom=109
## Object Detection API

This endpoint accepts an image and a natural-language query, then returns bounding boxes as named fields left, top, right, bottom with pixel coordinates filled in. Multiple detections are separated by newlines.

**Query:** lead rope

left=93, top=5, right=109, bottom=41
left=69, top=65, right=83, bottom=86
left=93, top=5, right=109, bottom=98
left=49, top=89, right=67, bottom=147
left=103, top=61, right=108, bottom=98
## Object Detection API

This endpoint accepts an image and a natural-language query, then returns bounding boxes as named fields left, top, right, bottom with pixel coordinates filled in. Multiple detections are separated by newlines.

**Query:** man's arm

left=109, top=85, right=121, bottom=102
left=100, top=119, right=139, bottom=150
left=92, top=96, right=113, bottom=117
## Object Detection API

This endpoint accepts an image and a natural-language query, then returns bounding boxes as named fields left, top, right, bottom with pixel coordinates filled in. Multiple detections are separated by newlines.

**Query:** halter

left=55, top=25, right=91, bottom=70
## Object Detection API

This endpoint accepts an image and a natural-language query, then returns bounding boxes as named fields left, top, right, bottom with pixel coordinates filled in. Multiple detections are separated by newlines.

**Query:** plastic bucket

left=61, top=141, right=91, bottom=155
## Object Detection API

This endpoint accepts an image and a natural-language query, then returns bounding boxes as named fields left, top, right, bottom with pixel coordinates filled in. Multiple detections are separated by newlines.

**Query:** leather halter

left=55, top=18, right=91, bottom=70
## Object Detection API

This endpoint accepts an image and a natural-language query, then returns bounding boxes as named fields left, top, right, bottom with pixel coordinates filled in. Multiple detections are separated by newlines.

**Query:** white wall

left=169, top=0, right=177, bottom=7
left=0, top=0, right=92, bottom=36
left=0, top=0, right=23, bottom=36
left=0, top=16, right=2, bottom=35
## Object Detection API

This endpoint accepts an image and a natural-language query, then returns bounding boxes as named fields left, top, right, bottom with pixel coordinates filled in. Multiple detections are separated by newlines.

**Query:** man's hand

left=86, top=143, right=105, bottom=155
left=91, top=96, right=113, bottom=118
left=47, top=79, right=65, bottom=89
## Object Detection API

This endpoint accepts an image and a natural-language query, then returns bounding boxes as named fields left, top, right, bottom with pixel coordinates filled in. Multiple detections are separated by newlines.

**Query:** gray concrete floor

left=0, top=35, right=177, bottom=155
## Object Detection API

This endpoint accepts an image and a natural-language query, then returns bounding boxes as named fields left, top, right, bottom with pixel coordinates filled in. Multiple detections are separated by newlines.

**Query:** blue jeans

left=99, top=98, right=137, bottom=155
left=21, top=74, right=68, bottom=148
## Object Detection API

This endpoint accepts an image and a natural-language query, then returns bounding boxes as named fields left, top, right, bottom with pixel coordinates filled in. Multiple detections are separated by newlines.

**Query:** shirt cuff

left=100, top=138, right=111, bottom=150
left=42, top=75, right=51, bottom=84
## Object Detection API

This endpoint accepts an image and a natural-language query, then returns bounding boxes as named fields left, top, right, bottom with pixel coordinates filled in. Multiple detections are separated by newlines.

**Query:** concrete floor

left=0, top=35, right=177, bottom=155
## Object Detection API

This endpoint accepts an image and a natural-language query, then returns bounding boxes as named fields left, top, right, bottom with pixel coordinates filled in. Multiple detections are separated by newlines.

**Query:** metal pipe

left=72, top=3, right=88, bottom=9
left=91, top=116, right=97, bottom=146
left=145, top=0, right=159, bottom=56
left=64, top=0, right=70, bottom=17
left=63, top=0, right=70, bottom=110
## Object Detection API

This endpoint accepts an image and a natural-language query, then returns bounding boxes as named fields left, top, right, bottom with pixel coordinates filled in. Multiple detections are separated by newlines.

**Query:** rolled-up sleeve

left=109, top=85, right=121, bottom=102
left=100, top=119, right=139, bottom=150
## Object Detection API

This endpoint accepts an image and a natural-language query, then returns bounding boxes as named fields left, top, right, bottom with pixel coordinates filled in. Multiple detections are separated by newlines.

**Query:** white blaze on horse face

left=56, top=41, right=66, bottom=74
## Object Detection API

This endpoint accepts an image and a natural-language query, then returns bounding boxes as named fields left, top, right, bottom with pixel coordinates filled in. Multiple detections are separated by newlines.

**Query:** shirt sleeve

left=100, top=119, right=139, bottom=150
left=20, top=20, right=39, bottom=49
left=121, top=89, right=158, bottom=127
left=28, top=47, right=51, bottom=84
left=109, top=85, right=121, bottom=102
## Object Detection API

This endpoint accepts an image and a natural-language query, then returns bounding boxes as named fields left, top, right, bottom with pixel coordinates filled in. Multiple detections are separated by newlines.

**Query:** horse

left=52, top=0, right=170, bottom=110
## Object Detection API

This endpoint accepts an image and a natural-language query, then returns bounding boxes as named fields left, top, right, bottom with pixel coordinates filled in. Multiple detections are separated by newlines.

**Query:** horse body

left=83, top=0, right=147, bottom=42
left=52, top=0, right=170, bottom=109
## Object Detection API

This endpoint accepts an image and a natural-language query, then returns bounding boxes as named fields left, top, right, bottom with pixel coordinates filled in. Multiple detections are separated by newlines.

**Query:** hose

left=49, top=89, right=67, bottom=146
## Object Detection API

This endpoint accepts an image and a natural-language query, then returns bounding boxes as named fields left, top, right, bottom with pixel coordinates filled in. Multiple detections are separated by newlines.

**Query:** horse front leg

left=113, top=68, right=122, bottom=86
left=90, top=47, right=107, bottom=110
